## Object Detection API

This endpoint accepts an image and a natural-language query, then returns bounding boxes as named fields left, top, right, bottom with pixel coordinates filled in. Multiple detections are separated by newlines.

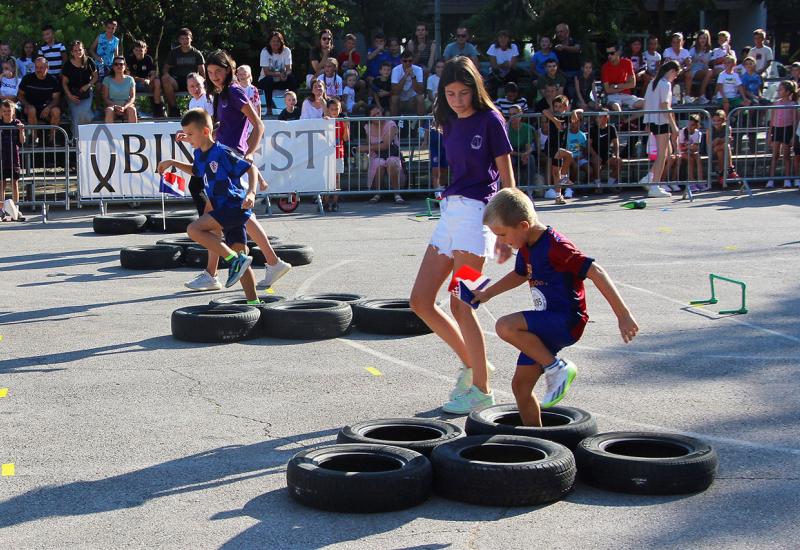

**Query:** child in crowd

left=542, top=95, right=582, bottom=204
left=750, top=28, right=773, bottom=78
left=531, top=36, right=558, bottom=81
left=186, top=72, right=213, bottom=115
left=0, top=59, right=20, bottom=104
left=589, top=108, right=622, bottom=190
left=710, top=109, right=741, bottom=187
left=628, top=38, right=645, bottom=82
left=740, top=57, right=765, bottom=103
left=370, top=61, right=392, bottom=110
left=715, top=56, right=750, bottom=114
left=17, top=40, right=37, bottom=76
left=767, top=81, right=798, bottom=188
left=566, top=118, right=589, bottom=184
left=317, top=57, right=343, bottom=100
left=426, top=121, right=448, bottom=190
left=278, top=90, right=300, bottom=120
left=495, top=82, right=528, bottom=116
left=640, top=36, right=662, bottom=92
left=471, top=187, right=638, bottom=423
left=157, top=109, right=257, bottom=299
left=0, top=99, right=24, bottom=215
left=337, top=33, right=361, bottom=72
left=426, top=59, right=444, bottom=106
left=711, top=31, right=733, bottom=76
left=323, top=98, right=348, bottom=212
left=675, top=113, right=704, bottom=188
left=573, top=60, right=597, bottom=111
left=342, top=70, right=366, bottom=115
left=236, top=65, right=261, bottom=135
left=506, top=104, right=533, bottom=183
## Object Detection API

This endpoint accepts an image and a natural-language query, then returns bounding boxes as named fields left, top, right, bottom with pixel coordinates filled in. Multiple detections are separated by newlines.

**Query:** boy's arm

left=156, top=159, right=193, bottom=175
left=471, top=270, right=528, bottom=304
left=241, top=164, right=258, bottom=208
left=585, top=262, right=638, bottom=343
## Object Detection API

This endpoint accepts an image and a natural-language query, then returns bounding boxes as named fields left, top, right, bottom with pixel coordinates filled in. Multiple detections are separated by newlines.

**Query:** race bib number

left=530, top=287, right=547, bottom=311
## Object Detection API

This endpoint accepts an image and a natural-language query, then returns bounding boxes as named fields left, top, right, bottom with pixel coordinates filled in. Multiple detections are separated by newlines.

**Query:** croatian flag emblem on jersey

left=159, top=172, right=186, bottom=197
left=448, top=265, right=491, bottom=310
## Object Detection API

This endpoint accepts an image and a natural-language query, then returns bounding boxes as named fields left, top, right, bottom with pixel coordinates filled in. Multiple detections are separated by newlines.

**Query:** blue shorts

left=208, top=207, right=252, bottom=247
left=517, top=310, right=586, bottom=366
left=429, top=130, right=448, bottom=169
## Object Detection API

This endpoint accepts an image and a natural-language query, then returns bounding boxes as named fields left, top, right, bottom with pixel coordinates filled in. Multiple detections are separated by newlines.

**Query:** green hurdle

left=415, top=197, right=442, bottom=219
left=690, top=274, right=748, bottom=314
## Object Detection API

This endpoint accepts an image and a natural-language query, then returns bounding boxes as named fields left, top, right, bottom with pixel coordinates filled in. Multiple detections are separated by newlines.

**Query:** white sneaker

left=783, top=180, right=793, bottom=188
left=794, top=179, right=800, bottom=188
left=648, top=185, right=671, bottom=198
left=541, top=359, right=577, bottom=408
left=766, top=180, right=775, bottom=188
left=563, top=187, right=574, bottom=199
left=394, top=194, right=405, bottom=204
left=442, top=385, right=495, bottom=414
left=639, top=173, right=652, bottom=185
left=544, top=188, right=557, bottom=199
left=670, top=184, right=682, bottom=192
left=696, top=97, right=710, bottom=105
left=449, top=362, right=497, bottom=400
left=257, top=259, right=292, bottom=289
left=185, top=271, right=223, bottom=291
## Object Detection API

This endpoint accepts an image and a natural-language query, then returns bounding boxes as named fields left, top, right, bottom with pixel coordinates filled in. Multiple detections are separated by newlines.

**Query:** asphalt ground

left=1, top=188, right=800, bottom=549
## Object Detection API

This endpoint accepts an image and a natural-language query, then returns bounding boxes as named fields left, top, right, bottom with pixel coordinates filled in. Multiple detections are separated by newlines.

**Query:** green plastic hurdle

left=690, top=274, right=748, bottom=314
left=415, top=197, right=441, bottom=219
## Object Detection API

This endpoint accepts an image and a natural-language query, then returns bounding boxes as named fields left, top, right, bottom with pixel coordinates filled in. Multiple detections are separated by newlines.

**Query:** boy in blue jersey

left=472, top=188, right=638, bottom=426
left=157, top=109, right=258, bottom=301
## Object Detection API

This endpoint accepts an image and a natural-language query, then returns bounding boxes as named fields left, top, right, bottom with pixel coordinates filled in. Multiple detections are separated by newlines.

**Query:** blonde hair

left=186, top=72, right=205, bottom=88
left=717, top=31, right=730, bottom=40
left=483, top=188, right=537, bottom=227
left=284, top=90, right=297, bottom=101
left=237, top=64, right=253, bottom=79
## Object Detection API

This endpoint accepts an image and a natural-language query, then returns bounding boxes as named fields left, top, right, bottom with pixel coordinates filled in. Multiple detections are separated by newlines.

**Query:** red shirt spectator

left=601, top=57, right=635, bottom=94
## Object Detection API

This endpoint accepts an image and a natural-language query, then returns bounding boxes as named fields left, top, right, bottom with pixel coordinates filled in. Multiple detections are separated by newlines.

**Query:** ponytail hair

left=652, top=60, right=680, bottom=91
left=205, top=50, right=236, bottom=122
left=779, top=80, right=799, bottom=102
left=433, top=56, right=499, bottom=130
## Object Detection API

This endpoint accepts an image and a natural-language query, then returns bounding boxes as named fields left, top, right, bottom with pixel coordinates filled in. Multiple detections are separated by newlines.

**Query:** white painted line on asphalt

left=569, top=343, right=795, bottom=361
left=618, top=282, right=800, bottom=344
left=292, top=259, right=355, bottom=298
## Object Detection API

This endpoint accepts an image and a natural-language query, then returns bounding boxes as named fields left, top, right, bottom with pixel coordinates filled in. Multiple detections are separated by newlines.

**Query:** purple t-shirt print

left=441, top=109, right=512, bottom=204
left=215, top=84, right=250, bottom=155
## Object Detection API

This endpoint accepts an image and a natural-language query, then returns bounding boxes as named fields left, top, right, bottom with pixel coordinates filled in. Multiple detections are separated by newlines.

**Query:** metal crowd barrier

left=1, top=124, right=73, bottom=220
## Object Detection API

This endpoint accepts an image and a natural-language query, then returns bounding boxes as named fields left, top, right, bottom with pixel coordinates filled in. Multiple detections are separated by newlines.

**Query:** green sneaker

left=449, top=362, right=496, bottom=400
left=541, top=359, right=577, bottom=408
left=442, top=385, right=495, bottom=415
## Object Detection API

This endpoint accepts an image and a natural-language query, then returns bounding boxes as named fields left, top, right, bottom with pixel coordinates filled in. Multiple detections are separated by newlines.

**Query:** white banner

left=78, top=118, right=336, bottom=200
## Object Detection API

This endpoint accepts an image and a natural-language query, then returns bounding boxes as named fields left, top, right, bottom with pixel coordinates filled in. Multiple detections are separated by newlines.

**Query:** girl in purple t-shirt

left=409, top=56, right=515, bottom=415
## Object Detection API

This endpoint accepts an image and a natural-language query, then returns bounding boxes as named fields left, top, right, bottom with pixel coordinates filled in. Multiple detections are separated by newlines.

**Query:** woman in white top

left=643, top=60, right=680, bottom=196
left=662, top=33, right=691, bottom=102
left=686, top=29, right=713, bottom=104
left=300, top=79, right=327, bottom=119
left=257, top=30, right=298, bottom=115
left=485, top=30, right=520, bottom=99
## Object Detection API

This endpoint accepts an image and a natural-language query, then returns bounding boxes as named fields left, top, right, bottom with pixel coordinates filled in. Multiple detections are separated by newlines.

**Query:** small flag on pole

left=159, top=172, right=186, bottom=197
left=448, top=265, right=491, bottom=309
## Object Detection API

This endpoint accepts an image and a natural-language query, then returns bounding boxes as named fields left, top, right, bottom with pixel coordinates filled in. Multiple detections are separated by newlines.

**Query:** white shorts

left=336, top=157, right=344, bottom=174
left=607, top=93, right=643, bottom=109
left=429, top=195, right=496, bottom=259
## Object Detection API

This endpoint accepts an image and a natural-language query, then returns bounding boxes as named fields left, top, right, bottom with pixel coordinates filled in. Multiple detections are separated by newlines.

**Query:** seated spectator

left=588, top=108, right=622, bottom=189
left=532, top=36, right=558, bottom=81
left=715, top=55, right=750, bottom=114
left=506, top=104, right=533, bottom=181
left=236, top=65, right=260, bottom=137
left=789, top=61, right=800, bottom=87
left=370, top=61, right=392, bottom=111
left=337, top=33, right=361, bottom=72
left=0, top=58, right=21, bottom=104
left=662, top=33, right=692, bottom=103
left=18, top=57, right=61, bottom=143
left=316, top=57, right=343, bottom=100
left=186, top=72, right=213, bottom=115
left=674, top=113, right=703, bottom=184
left=103, top=55, right=136, bottom=122
left=710, top=108, right=740, bottom=184
left=17, top=40, right=37, bottom=76
left=89, top=19, right=119, bottom=82
left=534, top=82, right=559, bottom=113
left=366, top=33, right=391, bottom=84
left=627, top=38, right=645, bottom=78
left=711, top=31, right=732, bottom=76
left=406, top=22, right=438, bottom=76
left=386, top=37, right=403, bottom=68
left=258, top=31, right=298, bottom=116
left=0, top=41, right=11, bottom=65
left=573, top=60, right=598, bottom=110
left=686, top=30, right=713, bottom=104
left=426, top=59, right=444, bottom=106
left=127, top=39, right=164, bottom=118
left=740, top=57, right=766, bottom=104
left=390, top=50, right=424, bottom=116
left=307, top=29, right=336, bottom=88
left=641, top=36, right=662, bottom=93
left=38, top=25, right=66, bottom=77
left=566, top=117, right=590, bottom=183
left=443, top=26, right=479, bottom=66
left=734, top=49, right=748, bottom=76
left=356, top=104, right=405, bottom=204
left=495, top=82, right=528, bottom=116
left=750, top=28, right=773, bottom=78
left=278, top=90, right=301, bottom=121
left=61, top=40, right=97, bottom=135
left=343, top=70, right=366, bottom=115
left=485, top=29, right=521, bottom=99
left=536, top=59, right=567, bottom=101
left=602, top=44, right=644, bottom=110
left=300, top=79, right=327, bottom=119
left=161, top=28, right=205, bottom=117
left=553, top=23, right=582, bottom=80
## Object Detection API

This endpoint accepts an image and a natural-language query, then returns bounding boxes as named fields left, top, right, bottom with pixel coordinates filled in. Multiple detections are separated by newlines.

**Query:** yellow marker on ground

left=724, top=245, right=737, bottom=251
left=658, top=227, right=673, bottom=234
left=0, top=388, right=8, bottom=398
left=365, top=367, right=383, bottom=376
left=1, top=463, right=14, bottom=476
left=265, top=288, right=275, bottom=294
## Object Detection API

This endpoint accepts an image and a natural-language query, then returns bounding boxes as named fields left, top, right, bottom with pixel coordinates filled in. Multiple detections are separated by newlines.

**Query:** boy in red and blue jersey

left=157, top=109, right=257, bottom=300
left=472, top=188, right=638, bottom=426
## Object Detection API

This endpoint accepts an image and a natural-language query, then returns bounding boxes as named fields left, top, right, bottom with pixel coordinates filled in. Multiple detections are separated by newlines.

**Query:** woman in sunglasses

left=306, top=29, right=336, bottom=88
left=103, top=55, right=136, bottom=122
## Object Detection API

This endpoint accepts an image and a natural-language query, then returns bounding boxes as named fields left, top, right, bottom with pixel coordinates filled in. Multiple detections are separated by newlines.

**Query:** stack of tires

left=93, top=210, right=198, bottom=235
left=286, top=407, right=718, bottom=512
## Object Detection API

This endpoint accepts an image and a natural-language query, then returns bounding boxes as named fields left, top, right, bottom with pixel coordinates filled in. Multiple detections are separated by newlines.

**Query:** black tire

left=286, top=444, right=432, bottom=513
left=247, top=236, right=283, bottom=249
left=465, top=404, right=597, bottom=450
left=575, top=431, right=718, bottom=495
left=184, top=245, right=233, bottom=269
left=93, top=213, right=148, bottom=234
left=261, top=299, right=352, bottom=339
left=337, top=418, right=463, bottom=457
left=156, top=236, right=196, bottom=254
left=209, top=295, right=285, bottom=307
left=296, top=292, right=365, bottom=304
left=431, top=435, right=576, bottom=507
left=249, top=246, right=266, bottom=267
left=150, top=210, right=198, bottom=233
left=120, top=245, right=183, bottom=270
left=140, top=210, right=165, bottom=229
left=273, top=244, right=314, bottom=266
left=171, top=304, right=260, bottom=343
left=351, top=299, right=432, bottom=335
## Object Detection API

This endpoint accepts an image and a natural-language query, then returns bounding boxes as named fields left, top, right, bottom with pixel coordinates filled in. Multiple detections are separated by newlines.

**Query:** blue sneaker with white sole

left=225, top=253, right=253, bottom=288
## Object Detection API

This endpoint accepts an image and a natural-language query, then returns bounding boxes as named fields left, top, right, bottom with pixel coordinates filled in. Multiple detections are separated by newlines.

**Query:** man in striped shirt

left=38, top=25, right=66, bottom=77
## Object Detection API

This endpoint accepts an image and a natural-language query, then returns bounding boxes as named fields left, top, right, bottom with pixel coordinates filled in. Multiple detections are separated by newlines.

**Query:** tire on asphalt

left=120, top=245, right=183, bottom=270
left=296, top=293, right=366, bottom=304
left=337, top=418, right=463, bottom=457
left=431, top=434, right=576, bottom=506
left=93, top=213, right=148, bottom=234
left=575, top=431, right=718, bottom=495
left=286, top=443, right=433, bottom=513
left=351, top=299, right=431, bottom=335
left=261, top=299, right=352, bottom=339
left=273, top=244, right=314, bottom=266
left=208, top=295, right=285, bottom=332
left=149, top=210, right=198, bottom=233
left=465, top=404, right=597, bottom=450
left=184, top=245, right=233, bottom=269
left=171, top=304, right=261, bottom=343
left=156, top=236, right=196, bottom=254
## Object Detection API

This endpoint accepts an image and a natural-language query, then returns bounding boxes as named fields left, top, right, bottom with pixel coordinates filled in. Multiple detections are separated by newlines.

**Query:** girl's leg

left=684, top=71, right=694, bottom=97
left=511, top=365, right=543, bottom=427
left=783, top=144, right=792, bottom=179
left=11, top=178, right=19, bottom=204
left=245, top=214, right=279, bottom=265
left=687, top=153, right=695, bottom=181
left=230, top=242, right=258, bottom=301
left=126, top=106, right=137, bottom=123
left=652, top=133, right=670, bottom=183
left=104, top=107, right=114, bottom=123
left=203, top=200, right=220, bottom=277
left=387, top=161, right=401, bottom=190
left=699, top=69, right=712, bottom=97
left=770, top=141, right=779, bottom=177
left=449, top=250, right=489, bottom=391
